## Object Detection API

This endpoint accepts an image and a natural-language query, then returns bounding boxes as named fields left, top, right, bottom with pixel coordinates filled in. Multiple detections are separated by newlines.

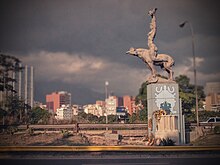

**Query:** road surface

left=1, top=157, right=220, bottom=165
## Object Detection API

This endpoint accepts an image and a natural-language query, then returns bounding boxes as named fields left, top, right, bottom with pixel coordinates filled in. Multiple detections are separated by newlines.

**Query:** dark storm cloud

left=0, top=0, right=220, bottom=104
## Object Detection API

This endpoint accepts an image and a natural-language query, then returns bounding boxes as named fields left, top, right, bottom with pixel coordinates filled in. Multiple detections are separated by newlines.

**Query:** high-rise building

left=14, top=64, right=34, bottom=108
left=123, top=95, right=136, bottom=115
left=105, top=96, right=123, bottom=115
left=105, top=96, right=117, bottom=115
left=205, top=82, right=220, bottom=111
left=46, top=91, right=71, bottom=113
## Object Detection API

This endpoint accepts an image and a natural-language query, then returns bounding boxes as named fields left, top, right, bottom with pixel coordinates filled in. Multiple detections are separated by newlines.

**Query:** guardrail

left=1, top=122, right=219, bottom=132
left=0, top=124, right=148, bottom=131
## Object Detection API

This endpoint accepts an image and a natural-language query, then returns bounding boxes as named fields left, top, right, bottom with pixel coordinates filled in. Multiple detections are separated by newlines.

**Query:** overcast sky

left=1, top=0, right=220, bottom=105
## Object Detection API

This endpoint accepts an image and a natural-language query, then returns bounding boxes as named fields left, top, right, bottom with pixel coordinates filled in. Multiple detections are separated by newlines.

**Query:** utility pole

left=179, top=21, right=199, bottom=126
left=105, top=81, right=109, bottom=131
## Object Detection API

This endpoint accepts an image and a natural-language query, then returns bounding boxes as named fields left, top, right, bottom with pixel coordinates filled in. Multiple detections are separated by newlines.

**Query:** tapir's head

left=126, top=47, right=138, bottom=56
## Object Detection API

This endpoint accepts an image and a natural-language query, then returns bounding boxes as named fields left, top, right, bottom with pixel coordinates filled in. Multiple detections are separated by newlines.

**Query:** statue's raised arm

left=147, top=8, right=158, bottom=61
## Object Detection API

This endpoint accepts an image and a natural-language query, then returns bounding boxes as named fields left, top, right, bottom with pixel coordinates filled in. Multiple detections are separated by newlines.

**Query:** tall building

left=14, top=64, right=34, bottom=108
left=123, top=95, right=136, bottom=115
left=205, top=82, right=220, bottom=111
left=46, top=91, right=71, bottom=113
left=105, top=96, right=122, bottom=115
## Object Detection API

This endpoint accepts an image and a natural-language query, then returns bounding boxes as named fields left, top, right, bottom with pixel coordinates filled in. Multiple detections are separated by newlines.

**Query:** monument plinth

left=147, top=82, right=184, bottom=144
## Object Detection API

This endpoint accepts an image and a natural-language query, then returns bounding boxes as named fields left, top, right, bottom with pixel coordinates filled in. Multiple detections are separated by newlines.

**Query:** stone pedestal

left=147, top=82, right=185, bottom=144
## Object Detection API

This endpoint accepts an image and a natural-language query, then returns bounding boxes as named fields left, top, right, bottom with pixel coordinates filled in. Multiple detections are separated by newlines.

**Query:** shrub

left=61, top=129, right=71, bottom=138
left=159, top=138, right=175, bottom=146
left=214, top=126, right=220, bottom=134
left=6, top=126, right=18, bottom=135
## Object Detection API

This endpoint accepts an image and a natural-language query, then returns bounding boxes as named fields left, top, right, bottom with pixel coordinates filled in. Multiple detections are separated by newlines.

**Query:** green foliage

left=6, top=126, right=18, bottom=135
left=128, top=113, right=137, bottom=123
left=29, top=107, right=51, bottom=124
left=175, top=75, right=205, bottom=117
left=214, top=126, right=220, bottom=134
left=128, top=109, right=147, bottom=124
left=134, top=82, right=148, bottom=123
left=0, top=54, right=22, bottom=93
left=87, top=113, right=99, bottom=123
left=77, top=111, right=109, bottom=124
left=61, top=129, right=71, bottom=138
left=107, top=115, right=118, bottom=123
left=0, top=54, right=24, bottom=124
left=139, top=109, right=147, bottom=122
left=159, top=138, right=175, bottom=146
left=0, top=95, right=26, bottom=124
left=135, top=82, right=148, bottom=109
left=98, top=116, right=106, bottom=124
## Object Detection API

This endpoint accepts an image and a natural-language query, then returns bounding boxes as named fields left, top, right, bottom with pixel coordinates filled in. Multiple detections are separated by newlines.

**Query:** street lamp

left=179, top=21, right=199, bottom=127
left=105, top=81, right=109, bottom=131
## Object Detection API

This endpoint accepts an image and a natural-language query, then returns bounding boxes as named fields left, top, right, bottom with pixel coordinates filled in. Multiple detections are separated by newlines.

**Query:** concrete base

left=147, top=82, right=185, bottom=144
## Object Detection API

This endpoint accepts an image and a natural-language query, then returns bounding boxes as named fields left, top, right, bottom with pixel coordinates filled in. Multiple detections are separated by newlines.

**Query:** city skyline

left=1, top=0, right=220, bottom=104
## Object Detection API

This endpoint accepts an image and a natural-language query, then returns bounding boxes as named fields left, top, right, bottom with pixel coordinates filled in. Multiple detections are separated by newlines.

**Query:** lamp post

left=105, top=81, right=109, bottom=131
left=179, top=21, right=199, bottom=127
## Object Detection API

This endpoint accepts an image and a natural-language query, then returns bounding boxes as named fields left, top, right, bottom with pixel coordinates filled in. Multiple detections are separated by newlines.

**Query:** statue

left=126, top=8, right=175, bottom=83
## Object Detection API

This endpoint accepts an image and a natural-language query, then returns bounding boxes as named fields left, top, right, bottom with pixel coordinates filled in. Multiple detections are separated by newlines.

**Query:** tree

left=134, top=82, right=148, bottom=123
left=175, top=75, right=205, bottom=111
left=175, top=75, right=205, bottom=122
left=4, top=95, right=26, bottom=124
left=0, top=54, right=22, bottom=94
left=135, top=82, right=148, bottom=111
left=0, top=54, right=23, bottom=124
left=29, top=107, right=51, bottom=124
left=128, top=113, right=137, bottom=123
left=107, top=115, right=118, bottom=123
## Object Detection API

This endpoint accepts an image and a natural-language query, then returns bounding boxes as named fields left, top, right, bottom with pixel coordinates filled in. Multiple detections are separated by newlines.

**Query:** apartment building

left=123, top=95, right=136, bottom=115
left=55, top=104, right=72, bottom=120
left=46, top=91, right=71, bottom=113
left=83, top=104, right=104, bottom=117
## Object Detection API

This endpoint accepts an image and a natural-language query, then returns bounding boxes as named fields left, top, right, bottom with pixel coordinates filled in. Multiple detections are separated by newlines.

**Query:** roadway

left=1, top=156, right=220, bottom=165
left=1, top=147, right=220, bottom=165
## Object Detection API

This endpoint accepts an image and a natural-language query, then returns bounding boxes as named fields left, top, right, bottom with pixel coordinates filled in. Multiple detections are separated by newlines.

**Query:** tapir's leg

left=164, top=64, right=173, bottom=80
left=147, top=62, right=156, bottom=78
